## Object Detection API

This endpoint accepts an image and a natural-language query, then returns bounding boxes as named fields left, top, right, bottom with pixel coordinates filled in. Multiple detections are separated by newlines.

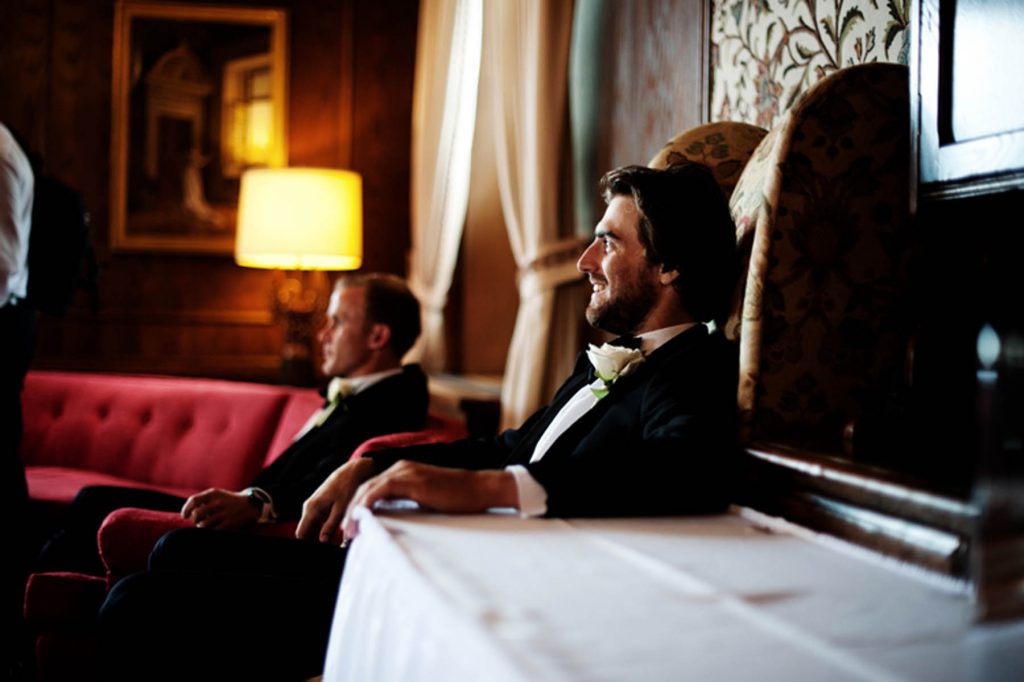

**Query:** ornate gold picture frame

left=110, top=1, right=288, bottom=254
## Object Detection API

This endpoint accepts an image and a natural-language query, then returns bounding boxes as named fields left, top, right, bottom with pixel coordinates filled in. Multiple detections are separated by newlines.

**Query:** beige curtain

left=486, top=0, right=586, bottom=429
left=406, top=0, right=483, bottom=371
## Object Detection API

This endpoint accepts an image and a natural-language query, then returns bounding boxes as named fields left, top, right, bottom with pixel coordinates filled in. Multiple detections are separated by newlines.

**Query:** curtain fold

left=406, top=0, right=483, bottom=371
left=485, top=0, right=584, bottom=429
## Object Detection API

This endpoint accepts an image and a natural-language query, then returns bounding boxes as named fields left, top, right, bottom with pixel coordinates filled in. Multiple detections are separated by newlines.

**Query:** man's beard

left=584, top=274, right=659, bottom=335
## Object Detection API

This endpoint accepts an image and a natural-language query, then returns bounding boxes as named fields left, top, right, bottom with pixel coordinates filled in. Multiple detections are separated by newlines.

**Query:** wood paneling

left=349, top=0, right=418, bottom=277
left=0, top=0, right=51, bottom=154
left=0, top=0, right=419, bottom=385
left=597, top=0, right=709, bottom=173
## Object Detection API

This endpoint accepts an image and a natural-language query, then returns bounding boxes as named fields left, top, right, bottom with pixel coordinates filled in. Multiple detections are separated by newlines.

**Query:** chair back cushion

left=728, top=63, right=912, bottom=449
left=648, top=121, right=769, bottom=201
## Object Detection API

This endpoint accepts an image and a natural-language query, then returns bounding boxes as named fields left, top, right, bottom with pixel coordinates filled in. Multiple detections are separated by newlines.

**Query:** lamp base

left=272, top=270, right=328, bottom=386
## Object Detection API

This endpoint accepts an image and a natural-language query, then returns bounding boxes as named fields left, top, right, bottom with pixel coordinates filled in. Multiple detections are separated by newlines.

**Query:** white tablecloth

left=324, top=509, right=1024, bottom=681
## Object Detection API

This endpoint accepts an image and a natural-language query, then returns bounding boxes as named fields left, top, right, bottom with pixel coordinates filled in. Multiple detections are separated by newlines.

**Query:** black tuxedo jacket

left=253, top=364, right=427, bottom=519
left=368, top=327, right=737, bottom=517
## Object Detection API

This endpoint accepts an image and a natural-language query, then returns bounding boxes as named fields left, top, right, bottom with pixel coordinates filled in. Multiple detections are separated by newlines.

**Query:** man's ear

left=367, top=323, right=392, bottom=351
left=658, top=266, right=679, bottom=286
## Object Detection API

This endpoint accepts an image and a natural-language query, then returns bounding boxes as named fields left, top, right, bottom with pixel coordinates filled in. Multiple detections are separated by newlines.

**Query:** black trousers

left=98, top=528, right=347, bottom=682
left=35, top=485, right=187, bottom=575
left=1, top=302, right=34, bottom=670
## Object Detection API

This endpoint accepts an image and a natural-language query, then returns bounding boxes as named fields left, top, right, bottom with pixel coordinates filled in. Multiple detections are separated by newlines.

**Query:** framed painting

left=110, top=1, right=288, bottom=254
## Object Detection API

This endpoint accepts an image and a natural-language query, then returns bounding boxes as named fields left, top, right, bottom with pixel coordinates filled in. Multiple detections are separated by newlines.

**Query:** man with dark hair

left=99, top=162, right=739, bottom=680
left=37, top=273, right=428, bottom=575
left=598, top=163, right=737, bottom=328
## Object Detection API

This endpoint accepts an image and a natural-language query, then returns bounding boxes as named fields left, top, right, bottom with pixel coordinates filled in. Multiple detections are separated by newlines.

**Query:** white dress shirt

left=0, top=123, right=33, bottom=305
left=506, top=323, right=701, bottom=516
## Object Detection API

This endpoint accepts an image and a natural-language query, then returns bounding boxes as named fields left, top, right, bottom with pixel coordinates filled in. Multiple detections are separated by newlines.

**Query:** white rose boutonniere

left=586, top=343, right=645, bottom=400
left=316, top=377, right=355, bottom=426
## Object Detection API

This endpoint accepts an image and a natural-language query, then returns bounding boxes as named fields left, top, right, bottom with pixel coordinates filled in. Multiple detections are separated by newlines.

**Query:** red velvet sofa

left=20, top=370, right=466, bottom=681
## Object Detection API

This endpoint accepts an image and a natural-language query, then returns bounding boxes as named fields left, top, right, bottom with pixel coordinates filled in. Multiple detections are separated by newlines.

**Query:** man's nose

left=316, top=323, right=330, bottom=343
left=577, top=241, right=599, bottom=274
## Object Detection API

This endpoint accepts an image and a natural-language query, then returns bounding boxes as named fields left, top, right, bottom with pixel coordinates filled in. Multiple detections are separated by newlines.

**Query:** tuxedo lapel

left=503, top=352, right=593, bottom=463
left=525, top=325, right=710, bottom=464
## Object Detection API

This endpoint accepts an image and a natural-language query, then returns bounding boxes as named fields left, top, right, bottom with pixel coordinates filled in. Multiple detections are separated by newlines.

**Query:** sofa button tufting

left=140, top=410, right=152, bottom=425
left=97, top=405, right=110, bottom=419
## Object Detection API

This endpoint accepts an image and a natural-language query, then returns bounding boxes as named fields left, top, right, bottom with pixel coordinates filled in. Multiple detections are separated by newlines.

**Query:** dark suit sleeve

left=253, top=367, right=428, bottom=519
left=365, top=394, right=558, bottom=472
left=524, top=336, right=738, bottom=517
left=366, top=352, right=593, bottom=473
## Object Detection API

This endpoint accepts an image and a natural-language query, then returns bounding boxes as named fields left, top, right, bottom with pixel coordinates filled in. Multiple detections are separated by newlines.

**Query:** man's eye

left=601, top=237, right=612, bottom=252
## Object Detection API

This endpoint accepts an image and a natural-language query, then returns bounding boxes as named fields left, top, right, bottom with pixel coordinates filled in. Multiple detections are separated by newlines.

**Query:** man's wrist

left=475, top=470, right=519, bottom=510
left=242, top=487, right=277, bottom=522
left=347, top=456, right=379, bottom=479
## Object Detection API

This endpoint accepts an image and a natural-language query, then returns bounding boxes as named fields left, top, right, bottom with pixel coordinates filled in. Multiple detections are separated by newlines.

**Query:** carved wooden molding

left=739, top=444, right=976, bottom=577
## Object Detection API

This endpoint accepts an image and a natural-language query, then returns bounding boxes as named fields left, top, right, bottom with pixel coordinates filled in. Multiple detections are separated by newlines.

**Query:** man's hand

left=296, top=458, right=378, bottom=543
left=341, top=461, right=518, bottom=541
left=180, top=489, right=260, bottom=529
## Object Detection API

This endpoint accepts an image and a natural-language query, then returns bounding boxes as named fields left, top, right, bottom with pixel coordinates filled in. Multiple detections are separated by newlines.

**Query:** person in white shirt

left=1, top=121, right=35, bottom=680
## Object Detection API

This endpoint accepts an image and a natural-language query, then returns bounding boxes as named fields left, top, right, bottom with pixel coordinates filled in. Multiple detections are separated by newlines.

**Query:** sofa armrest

left=98, top=508, right=194, bottom=586
left=351, top=414, right=467, bottom=458
left=24, top=572, right=107, bottom=629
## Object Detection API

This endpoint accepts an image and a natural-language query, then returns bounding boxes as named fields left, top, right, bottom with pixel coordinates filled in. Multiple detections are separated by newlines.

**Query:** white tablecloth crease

left=324, top=509, right=1024, bottom=681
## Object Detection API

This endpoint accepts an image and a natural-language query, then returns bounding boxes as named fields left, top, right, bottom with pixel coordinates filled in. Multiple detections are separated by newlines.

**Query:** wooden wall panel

left=349, top=0, right=418, bottom=277
left=0, top=0, right=52, bottom=152
left=597, top=0, right=709, bottom=173
left=289, top=0, right=349, bottom=169
left=0, top=0, right=419, bottom=385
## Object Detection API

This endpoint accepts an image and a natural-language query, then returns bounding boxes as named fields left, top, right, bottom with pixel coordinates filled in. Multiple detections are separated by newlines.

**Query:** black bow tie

left=608, top=335, right=642, bottom=350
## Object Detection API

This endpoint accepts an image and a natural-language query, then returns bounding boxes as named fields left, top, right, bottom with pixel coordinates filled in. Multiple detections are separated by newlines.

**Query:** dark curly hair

left=599, top=162, right=737, bottom=325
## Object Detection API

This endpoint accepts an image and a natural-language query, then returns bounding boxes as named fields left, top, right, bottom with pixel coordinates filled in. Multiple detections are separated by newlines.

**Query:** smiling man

left=98, top=162, right=739, bottom=681
left=37, top=273, right=427, bottom=575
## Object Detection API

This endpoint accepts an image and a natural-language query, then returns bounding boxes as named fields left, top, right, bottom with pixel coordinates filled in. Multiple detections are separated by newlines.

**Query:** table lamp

left=236, top=167, right=363, bottom=385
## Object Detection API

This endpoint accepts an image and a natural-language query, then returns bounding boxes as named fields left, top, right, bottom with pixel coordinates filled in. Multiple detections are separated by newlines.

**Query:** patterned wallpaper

left=711, top=0, right=909, bottom=128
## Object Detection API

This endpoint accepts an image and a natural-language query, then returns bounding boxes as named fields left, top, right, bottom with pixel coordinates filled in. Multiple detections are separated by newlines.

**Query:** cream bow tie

left=315, top=377, right=355, bottom=427
left=326, top=377, right=356, bottom=404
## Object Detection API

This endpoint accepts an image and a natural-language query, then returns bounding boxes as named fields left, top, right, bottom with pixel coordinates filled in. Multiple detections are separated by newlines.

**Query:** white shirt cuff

left=505, top=465, right=548, bottom=517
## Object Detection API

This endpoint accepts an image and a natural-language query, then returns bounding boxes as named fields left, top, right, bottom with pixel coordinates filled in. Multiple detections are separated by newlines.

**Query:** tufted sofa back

left=21, top=371, right=306, bottom=495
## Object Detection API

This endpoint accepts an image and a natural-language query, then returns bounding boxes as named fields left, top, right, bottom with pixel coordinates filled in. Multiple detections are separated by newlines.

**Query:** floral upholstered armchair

left=648, top=121, right=769, bottom=201
left=649, top=64, right=912, bottom=458
left=727, top=63, right=912, bottom=453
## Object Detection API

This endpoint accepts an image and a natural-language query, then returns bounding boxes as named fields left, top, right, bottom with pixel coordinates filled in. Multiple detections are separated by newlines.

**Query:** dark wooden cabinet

left=912, top=0, right=1024, bottom=202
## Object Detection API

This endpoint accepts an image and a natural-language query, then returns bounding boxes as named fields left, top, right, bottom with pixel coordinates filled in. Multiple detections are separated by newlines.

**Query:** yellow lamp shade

left=235, top=168, right=363, bottom=270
